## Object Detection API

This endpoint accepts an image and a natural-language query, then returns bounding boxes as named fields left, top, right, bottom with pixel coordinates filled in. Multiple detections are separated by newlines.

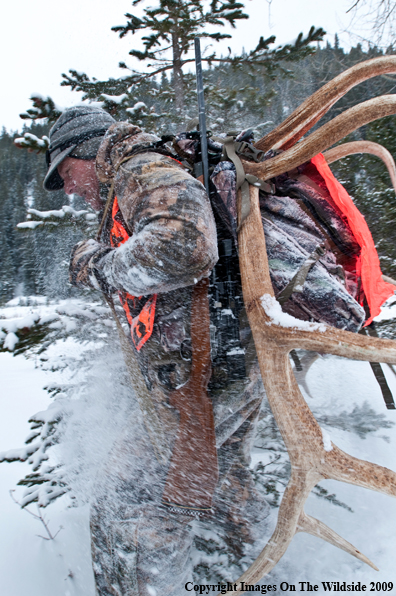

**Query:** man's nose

left=63, top=179, right=76, bottom=194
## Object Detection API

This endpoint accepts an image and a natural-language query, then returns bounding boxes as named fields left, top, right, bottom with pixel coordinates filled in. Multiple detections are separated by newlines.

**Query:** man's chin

left=85, top=195, right=102, bottom=211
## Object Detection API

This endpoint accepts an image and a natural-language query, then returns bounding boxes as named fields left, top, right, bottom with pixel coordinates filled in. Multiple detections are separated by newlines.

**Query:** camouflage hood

left=95, top=122, right=160, bottom=183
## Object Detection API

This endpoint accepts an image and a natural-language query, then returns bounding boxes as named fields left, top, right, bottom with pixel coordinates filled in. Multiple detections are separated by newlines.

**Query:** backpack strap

left=215, top=137, right=275, bottom=230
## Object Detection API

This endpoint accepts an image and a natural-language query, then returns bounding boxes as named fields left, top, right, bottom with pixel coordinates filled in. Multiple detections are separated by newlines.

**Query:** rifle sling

left=161, top=278, right=219, bottom=516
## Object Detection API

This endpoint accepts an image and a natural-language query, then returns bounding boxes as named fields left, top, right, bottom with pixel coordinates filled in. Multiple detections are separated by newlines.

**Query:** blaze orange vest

left=110, top=197, right=157, bottom=351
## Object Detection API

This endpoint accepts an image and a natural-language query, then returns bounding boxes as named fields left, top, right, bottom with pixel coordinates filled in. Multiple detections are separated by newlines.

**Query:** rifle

left=161, top=38, right=219, bottom=515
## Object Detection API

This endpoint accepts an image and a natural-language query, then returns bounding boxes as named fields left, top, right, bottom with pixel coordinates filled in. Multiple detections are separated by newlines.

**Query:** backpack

left=171, top=130, right=367, bottom=385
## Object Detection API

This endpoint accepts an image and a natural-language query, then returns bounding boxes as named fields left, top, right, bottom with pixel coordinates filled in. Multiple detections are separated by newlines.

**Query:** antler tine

left=297, top=512, right=379, bottom=571
left=254, top=56, right=396, bottom=153
left=229, top=185, right=396, bottom=594
left=243, top=95, right=396, bottom=183
left=271, top=320, right=396, bottom=364
left=324, top=141, right=396, bottom=194
left=229, top=472, right=318, bottom=594
left=229, top=472, right=379, bottom=596
left=324, top=443, right=396, bottom=497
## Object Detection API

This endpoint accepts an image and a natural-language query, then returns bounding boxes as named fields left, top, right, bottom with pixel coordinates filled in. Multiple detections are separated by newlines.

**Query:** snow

left=100, top=93, right=128, bottom=104
left=227, top=347, right=245, bottom=355
left=17, top=221, right=44, bottom=230
left=373, top=296, right=396, bottom=322
left=321, top=426, right=333, bottom=451
left=221, top=308, right=235, bottom=318
left=14, top=133, right=49, bottom=148
left=6, top=295, right=48, bottom=307
left=261, top=293, right=327, bottom=332
left=1, top=313, right=40, bottom=333
left=126, top=101, right=147, bottom=115
left=28, top=207, right=66, bottom=219
left=17, top=206, right=92, bottom=230
left=3, top=332, right=19, bottom=351
left=0, top=352, right=95, bottom=595
left=61, top=205, right=90, bottom=218
left=28, top=94, right=64, bottom=115
left=1, top=297, right=396, bottom=593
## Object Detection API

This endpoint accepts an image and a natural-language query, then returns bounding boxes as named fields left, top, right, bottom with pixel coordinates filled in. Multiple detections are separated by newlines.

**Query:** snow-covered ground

left=1, top=296, right=396, bottom=594
left=0, top=352, right=95, bottom=596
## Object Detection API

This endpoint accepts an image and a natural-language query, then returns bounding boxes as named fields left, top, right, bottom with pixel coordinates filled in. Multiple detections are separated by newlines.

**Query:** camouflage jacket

left=95, top=122, right=218, bottom=296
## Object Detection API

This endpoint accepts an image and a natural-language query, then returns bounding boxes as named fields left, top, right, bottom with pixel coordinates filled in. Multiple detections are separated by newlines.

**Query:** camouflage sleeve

left=97, top=153, right=218, bottom=296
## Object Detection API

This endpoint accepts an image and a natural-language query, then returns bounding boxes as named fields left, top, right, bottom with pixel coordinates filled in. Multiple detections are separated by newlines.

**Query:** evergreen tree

left=20, top=0, right=324, bottom=130
left=111, top=0, right=249, bottom=113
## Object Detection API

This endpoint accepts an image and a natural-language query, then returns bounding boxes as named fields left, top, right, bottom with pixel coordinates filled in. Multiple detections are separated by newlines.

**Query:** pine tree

left=110, top=0, right=249, bottom=113
left=19, top=0, right=324, bottom=131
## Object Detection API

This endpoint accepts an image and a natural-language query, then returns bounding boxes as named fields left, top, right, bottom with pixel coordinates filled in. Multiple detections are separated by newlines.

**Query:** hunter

left=44, top=105, right=270, bottom=595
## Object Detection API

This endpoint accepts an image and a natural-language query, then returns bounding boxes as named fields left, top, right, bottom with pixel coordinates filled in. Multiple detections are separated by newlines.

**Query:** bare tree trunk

left=172, top=32, right=185, bottom=113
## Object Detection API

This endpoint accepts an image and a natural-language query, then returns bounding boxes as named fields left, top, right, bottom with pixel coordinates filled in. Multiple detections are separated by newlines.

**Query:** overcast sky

left=1, top=0, right=366, bottom=132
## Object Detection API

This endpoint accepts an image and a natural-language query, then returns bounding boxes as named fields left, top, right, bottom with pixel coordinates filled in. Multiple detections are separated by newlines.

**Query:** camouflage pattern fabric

left=95, top=122, right=218, bottom=297
left=211, top=160, right=366, bottom=332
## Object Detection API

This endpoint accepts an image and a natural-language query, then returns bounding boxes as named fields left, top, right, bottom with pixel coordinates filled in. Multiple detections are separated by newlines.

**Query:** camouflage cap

left=44, top=106, right=116, bottom=191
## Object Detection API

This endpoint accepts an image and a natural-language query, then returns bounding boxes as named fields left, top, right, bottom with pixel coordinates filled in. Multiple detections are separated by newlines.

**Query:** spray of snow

left=261, top=293, right=327, bottom=332
left=57, top=345, right=138, bottom=505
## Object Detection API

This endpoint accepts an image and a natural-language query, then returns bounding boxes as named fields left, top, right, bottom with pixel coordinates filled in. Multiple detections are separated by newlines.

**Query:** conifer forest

left=2, top=40, right=396, bottom=303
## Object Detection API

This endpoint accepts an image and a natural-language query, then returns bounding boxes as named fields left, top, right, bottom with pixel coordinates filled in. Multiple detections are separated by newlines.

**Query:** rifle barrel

left=194, top=37, right=210, bottom=195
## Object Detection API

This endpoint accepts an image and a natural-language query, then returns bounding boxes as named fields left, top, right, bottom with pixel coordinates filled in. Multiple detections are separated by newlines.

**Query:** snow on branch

left=17, top=205, right=98, bottom=233
left=14, top=133, right=49, bottom=154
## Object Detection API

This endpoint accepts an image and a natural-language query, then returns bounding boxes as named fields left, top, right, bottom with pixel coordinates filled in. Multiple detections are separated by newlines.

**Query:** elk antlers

left=243, top=95, right=396, bottom=182
left=228, top=185, right=396, bottom=594
left=254, top=56, right=396, bottom=153
left=220, top=56, right=396, bottom=592
left=244, top=55, right=396, bottom=189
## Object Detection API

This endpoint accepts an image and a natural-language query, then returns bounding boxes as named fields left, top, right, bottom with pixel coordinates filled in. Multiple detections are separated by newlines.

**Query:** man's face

left=58, top=157, right=102, bottom=210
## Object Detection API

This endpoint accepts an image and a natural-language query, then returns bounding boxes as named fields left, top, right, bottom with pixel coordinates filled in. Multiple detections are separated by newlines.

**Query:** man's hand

left=69, top=239, right=114, bottom=294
